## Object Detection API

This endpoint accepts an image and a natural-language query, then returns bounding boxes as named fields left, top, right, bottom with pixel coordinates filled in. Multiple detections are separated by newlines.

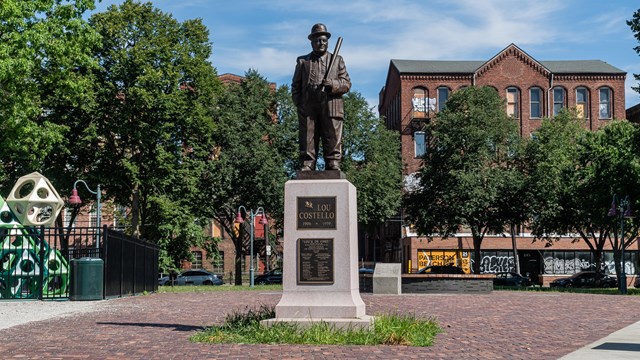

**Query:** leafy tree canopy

left=404, top=86, right=522, bottom=272
left=341, top=91, right=402, bottom=225
left=0, top=0, right=100, bottom=190
left=45, top=0, right=224, bottom=269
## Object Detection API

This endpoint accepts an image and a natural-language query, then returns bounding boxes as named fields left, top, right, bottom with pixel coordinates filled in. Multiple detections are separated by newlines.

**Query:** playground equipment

left=0, top=172, right=68, bottom=298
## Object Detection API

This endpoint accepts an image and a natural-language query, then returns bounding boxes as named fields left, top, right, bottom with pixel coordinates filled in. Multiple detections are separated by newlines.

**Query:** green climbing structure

left=0, top=196, right=69, bottom=299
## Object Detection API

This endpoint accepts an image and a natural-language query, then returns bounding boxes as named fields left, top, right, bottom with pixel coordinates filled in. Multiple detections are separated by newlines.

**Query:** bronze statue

left=292, top=23, right=351, bottom=171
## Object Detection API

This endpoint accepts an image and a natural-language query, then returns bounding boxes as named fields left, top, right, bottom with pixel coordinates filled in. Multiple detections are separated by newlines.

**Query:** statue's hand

left=322, top=79, right=333, bottom=91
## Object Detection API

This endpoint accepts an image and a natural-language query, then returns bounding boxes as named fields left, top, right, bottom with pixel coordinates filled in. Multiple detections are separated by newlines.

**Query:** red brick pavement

left=1, top=290, right=640, bottom=359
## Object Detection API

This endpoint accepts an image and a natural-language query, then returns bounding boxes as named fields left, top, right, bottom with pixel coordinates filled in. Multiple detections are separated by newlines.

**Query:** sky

left=90, top=0, right=640, bottom=111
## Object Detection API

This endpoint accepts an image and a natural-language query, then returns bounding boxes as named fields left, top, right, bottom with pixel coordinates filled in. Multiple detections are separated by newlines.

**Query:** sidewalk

left=1, top=290, right=639, bottom=359
left=560, top=319, right=640, bottom=359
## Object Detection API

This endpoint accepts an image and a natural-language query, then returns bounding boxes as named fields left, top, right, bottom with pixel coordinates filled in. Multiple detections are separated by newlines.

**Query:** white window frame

left=553, top=87, right=565, bottom=116
left=576, top=87, right=589, bottom=119
left=599, top=87, right=612, bottom=119
left=530, top=87, right=542, bottom=119
left=506, top=87, right=519, bottom=118
left=437, top=87, right=449, bottom=112
left=414, top=131, right=426, bottom=158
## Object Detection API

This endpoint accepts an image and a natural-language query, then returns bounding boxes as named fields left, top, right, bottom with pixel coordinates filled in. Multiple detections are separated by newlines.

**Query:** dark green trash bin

left=70, top=257, right=104, bottom=301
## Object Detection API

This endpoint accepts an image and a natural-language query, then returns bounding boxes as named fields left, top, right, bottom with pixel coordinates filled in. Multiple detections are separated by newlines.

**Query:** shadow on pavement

left=96, top=322, right=204, bottom=332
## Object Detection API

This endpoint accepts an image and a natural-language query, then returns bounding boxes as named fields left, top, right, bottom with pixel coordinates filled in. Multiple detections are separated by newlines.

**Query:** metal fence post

left=38, top=226, right=45, bottom=300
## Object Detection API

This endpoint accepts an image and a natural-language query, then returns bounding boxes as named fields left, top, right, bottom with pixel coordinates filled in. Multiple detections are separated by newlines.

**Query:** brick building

left=378, top=44, right=636, bottom=285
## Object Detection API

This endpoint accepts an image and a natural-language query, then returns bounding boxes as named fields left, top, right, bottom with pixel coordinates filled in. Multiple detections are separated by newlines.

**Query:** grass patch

left=158, top=284, right=282, bottom=293
left=191, top=304, right=441, bottom=346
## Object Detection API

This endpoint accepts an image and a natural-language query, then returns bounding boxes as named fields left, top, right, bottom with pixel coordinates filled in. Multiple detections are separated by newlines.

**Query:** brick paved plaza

left=1, top=290, right=639, bottom=359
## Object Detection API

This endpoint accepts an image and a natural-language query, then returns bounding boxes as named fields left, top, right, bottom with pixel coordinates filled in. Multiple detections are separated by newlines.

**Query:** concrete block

left=373, top=263, right=402, bottom=295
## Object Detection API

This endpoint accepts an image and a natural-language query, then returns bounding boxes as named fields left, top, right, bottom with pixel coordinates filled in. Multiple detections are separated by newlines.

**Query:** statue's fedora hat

left=308, top=23, right=331, bottom=39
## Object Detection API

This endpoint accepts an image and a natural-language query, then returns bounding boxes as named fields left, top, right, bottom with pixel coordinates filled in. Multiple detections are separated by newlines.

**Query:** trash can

left=70, top=257, right=104, bottom=301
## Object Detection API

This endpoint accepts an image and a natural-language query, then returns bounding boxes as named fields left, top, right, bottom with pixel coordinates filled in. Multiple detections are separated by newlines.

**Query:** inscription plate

left=297, top=238, right=334, bottom=285
left=296, top=196, right=337, bottom=229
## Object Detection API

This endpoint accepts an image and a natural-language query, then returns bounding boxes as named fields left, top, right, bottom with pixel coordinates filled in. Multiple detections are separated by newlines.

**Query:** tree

left=628, top=9, right=640, bottom=95
left=576, top=121, right=640, bottom=287
left=45, top=0, right=224, bottom=270
left=202, top=70, right=292, bottom=285
left=340, top=91, right=402, bottom=260
left=527, top=111, right=640, bottom=286
left=404, top=86, right=522, bottom=273
left=0, top=0, right=100, bottom=191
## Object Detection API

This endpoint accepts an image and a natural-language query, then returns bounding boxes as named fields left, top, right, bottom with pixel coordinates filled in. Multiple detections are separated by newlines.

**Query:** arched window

left=576, top=87, right=589, bottom=119
left=414, top=131, right=426, bottom=158
left=530, top=87, right=542, bottom=118
left=412, top=87, right=428, bottom=118
left=599, top=87, right=612, bottom=119
left=553, top=87, right=566, bottom=116
left=437, top=87, right=449, bottom=112
left=506, top=87, right=519, bottom=118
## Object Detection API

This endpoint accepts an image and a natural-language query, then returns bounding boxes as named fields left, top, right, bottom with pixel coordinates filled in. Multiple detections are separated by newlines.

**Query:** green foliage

left=342, top=91, right=402, bottom=225
left=0, top=0, right=100, bottom=190
left=526, top=109, right=588, bottom=240
left=526, top=111, right=640, bottom=284
left=204, top=70, right=292, bottom=284
left=404, top=86, right=522, bottom=272
left=43, top=0, right=224, bottom=270
left=191, top=305, right=441, bottom=347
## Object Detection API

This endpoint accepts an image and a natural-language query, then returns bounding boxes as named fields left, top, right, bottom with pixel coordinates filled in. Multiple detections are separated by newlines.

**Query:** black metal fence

left=103, top=228, right=158, bottom=298
left=0, top=226, right=158, bottom=300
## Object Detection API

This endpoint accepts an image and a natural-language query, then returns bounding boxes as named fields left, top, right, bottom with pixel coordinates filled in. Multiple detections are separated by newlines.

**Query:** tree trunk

left=234, top=235, right=244, bottom=285
left=510, top=223, right=520, bottom=274
left=131, top=187, right=140, bottom=237
left=471, top=227, right=483, bottom=274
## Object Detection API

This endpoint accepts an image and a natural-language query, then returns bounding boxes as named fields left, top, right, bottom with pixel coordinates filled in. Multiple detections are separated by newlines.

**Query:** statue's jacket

left=292, top=52, right=351, bottom=120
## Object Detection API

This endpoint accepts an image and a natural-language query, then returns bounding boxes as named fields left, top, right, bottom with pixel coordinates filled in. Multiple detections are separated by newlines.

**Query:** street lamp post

left=608, top=194, right=634, bottom=295
left=69, top=180, right=101, bottom=251
left=235, top=206, right=268, bottom=287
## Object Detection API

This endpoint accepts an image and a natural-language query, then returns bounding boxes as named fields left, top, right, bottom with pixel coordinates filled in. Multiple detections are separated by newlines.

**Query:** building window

left=212, top=252, right=224, bottom=274
left=599, top=87, right=612, bottom=119
left=414, top=131, right=426, bottom=158
left=530, top=87, right=542, bottom=118
left=63, top=208, right=73, bottom=228
left=191, top=251, right=203, bottom=269
left=90, top=206, right=98, bottom=227
left=553, top=88, right=565, bottom=116
left=576, top=87, right=589, bottom=119
left=437, top=87, right=449, bottom=112
left=412, top=87, right=428, bottom=118
left=506, top=87, right=519, bottom=118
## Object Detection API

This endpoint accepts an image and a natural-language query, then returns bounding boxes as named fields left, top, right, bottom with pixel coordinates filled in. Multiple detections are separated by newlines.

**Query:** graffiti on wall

left=479, top=255, right=514, bottom=273
left=543, top=256, right=636, bottom=275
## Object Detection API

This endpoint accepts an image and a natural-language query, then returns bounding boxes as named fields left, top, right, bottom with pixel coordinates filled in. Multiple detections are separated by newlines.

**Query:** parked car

left=254, top=268, right=283, bottom=285
left=493, top=272, right=531, bottom=287
left=549, top=271, right=617, bottom=288
left=417, top=264, right=465, bottom=274
left=158, top=270, right=223, bottom=286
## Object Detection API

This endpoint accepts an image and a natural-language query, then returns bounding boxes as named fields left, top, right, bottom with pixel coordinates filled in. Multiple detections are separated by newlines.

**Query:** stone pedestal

left=373, top=263, right=402, bottom=295
left=262, top=176, right=372, bottom=329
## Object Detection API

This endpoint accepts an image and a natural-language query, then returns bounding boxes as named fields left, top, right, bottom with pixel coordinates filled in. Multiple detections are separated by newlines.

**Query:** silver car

left=158, top=270, right=223, bottom=286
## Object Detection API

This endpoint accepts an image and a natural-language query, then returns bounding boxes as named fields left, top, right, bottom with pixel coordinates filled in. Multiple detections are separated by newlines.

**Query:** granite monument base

left=262, top=176, right=372, bottom=330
